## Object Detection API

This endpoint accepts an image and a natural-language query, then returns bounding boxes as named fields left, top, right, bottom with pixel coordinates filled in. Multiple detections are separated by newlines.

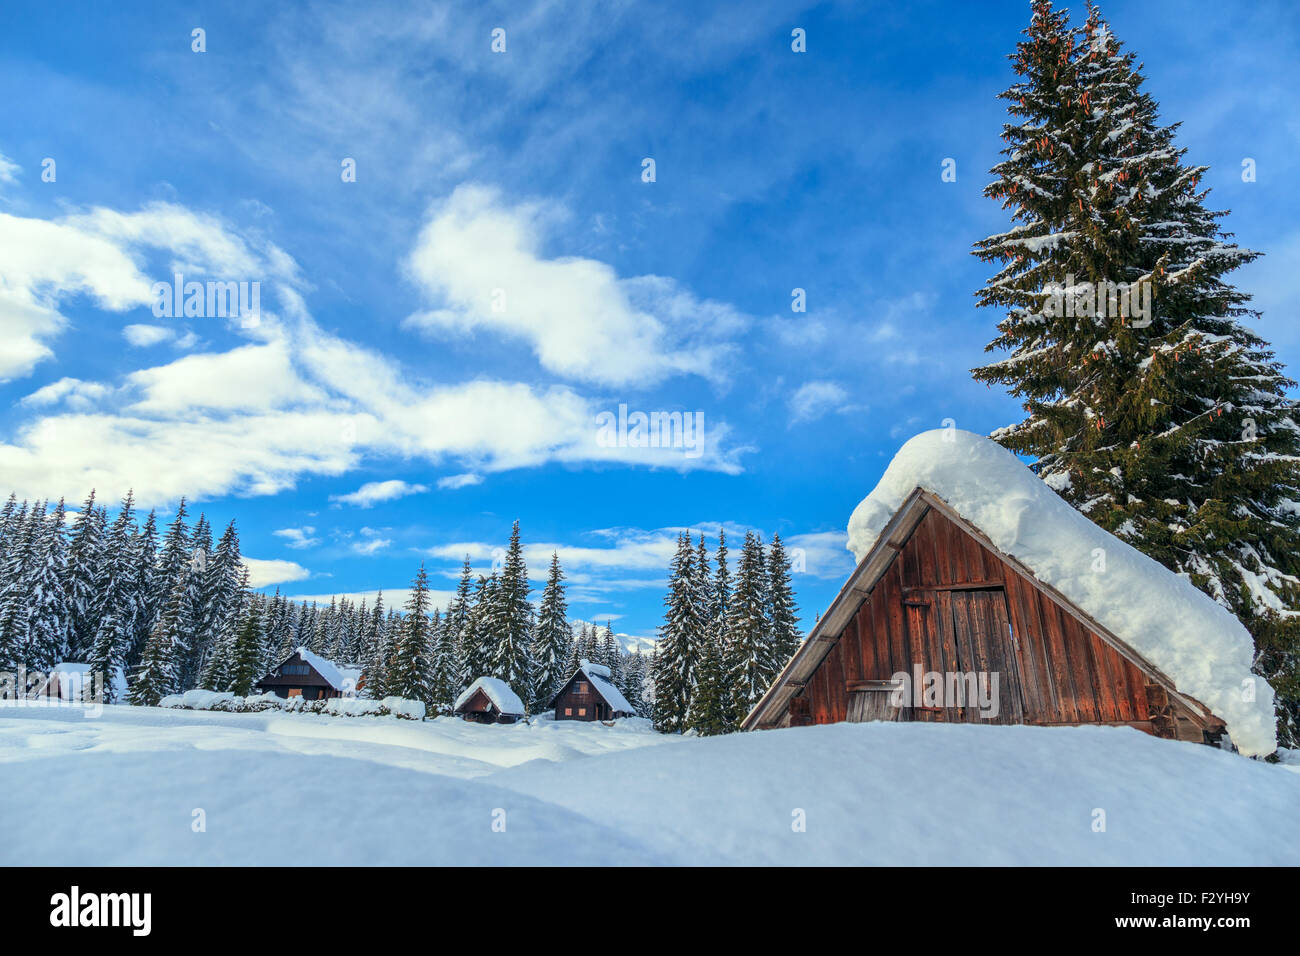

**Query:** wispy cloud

left=788, top=380, right=853, bottom=424
left=330, top=479, right=429, bottom=508
left=243, top=556, right=311, bottom=588
left=404, top=184, right=747, bottom=388
left=273, top=526, right=320, bottom=549
left=437, top=472, right=483, bottom=490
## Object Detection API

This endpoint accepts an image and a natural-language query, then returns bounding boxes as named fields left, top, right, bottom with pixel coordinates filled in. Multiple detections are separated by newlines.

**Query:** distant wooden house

left=550, top=660, right=636, bottom=722
left=454, top=677, right=526, bottom=724
left=255, top=647, right=358, bottom=701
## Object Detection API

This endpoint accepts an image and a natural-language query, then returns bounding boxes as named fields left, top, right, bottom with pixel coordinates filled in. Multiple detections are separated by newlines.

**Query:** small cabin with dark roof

left=550, top=660, right=636, bottom=721
left=454, top=676, right=526, bottom=724
left=255, top=647, right=358, bottom=701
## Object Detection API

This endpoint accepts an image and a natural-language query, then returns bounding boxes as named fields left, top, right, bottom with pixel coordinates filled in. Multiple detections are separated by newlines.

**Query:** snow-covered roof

left=292, top=647, right=352, bottom=692
left=455, top=676, right=526, bottom=716
left=578, top=658, right=611, bottom=679
left=841, top=429, right=1275, bottom=756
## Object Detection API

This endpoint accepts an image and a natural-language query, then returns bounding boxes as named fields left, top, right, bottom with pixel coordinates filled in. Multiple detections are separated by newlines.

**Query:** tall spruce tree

left=492, top=521, right=534, bottom=705
left=428, top=608, right=460, bottom=712
left=129, top=572, right=189, bottom=706
left=974, top=1, right=1300, bottom=745
left=529, top=552, right=570, bottom=710
left=127, top=509, right=159, bottom=669
left=27, top=498, right=69, bottom=669
left=724, top=532, right=774, bottom=726
left=652, top=533, right=702, bottom=733
left=225, top=580, right=265, bottom=697
left=768, top=533, right=802, bottom=669
left=387, top=564, right=433, bottom=704
left=360, top=591, right=388, bottom=699
left=86, top=492, right=138, bottom=685
left=64, top=490, right=105, bottom=657
left=0, top=503, right=39, bottom=674
left=461, top=574, right=496, bottom=682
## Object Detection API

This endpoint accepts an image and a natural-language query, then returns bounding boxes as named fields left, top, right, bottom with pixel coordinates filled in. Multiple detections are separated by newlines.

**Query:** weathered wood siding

left=552, top=677, right=612, bottom=721
left=793, top=506, right=1184, bottom=734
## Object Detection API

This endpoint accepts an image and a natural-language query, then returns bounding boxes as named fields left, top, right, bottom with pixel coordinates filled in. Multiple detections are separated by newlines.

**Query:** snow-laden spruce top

left=846, top=429, right=1276, bottom=756
left=455, top=676, right=526, bottom=716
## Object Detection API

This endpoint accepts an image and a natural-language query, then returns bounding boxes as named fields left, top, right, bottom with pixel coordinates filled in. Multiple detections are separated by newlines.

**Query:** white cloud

left=404, top=184, right=745, bottom=387
left=273, top=526, right=320, bottom=549
left=0, top=152, right=19, bottom=185
left=243, top=557, right=311, bottom=588
left=0, top=200, right=303, bottom=383
left=122, top=324, right=176, bottom=347
left=0, top=198, right=747, bottom=505
left=0, top=212, right=155, bottom=381
left=352, top=537, right=391, bottom=555
left=788, top=380, right=851, bottom=423
left=20, top=378, right=113, bottom=411
left=436, top=472, right=483, bottom=490
left=330, top=479, right=429, bottom=508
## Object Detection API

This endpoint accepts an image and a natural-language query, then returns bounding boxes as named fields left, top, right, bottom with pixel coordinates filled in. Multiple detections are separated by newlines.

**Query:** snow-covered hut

left=255, top=647, right=357, bottom=701
left=454, top=677, right=526, bottom=724
left=742, top=430, right=1277, bottom=756
left=549, top=659, right=636, bottom=721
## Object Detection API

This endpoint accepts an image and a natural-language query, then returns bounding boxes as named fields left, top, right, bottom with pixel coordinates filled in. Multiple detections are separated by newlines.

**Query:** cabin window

left=575, top=681, right=588, bottom=694
left=287, top=688, right=301, bottom=698
left=283, top=664, right=310, bottom=675
left=564, top=708, right=572, bottom=716
left=578, top=707, right=587, bottom=716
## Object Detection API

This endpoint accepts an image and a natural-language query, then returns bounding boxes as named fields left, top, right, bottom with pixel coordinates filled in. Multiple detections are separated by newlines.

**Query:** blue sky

left=1, top=0, right=1296, bottom=642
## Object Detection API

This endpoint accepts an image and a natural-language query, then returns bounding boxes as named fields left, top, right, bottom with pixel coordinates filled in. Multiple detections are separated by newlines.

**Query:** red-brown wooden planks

left=797, top=500, right=1186, bottom=737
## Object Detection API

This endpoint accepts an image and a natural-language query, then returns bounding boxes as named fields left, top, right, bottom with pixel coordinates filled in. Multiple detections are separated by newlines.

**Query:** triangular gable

left=742, top=487, right=1216, bottom=731
left=548, top=664, right=635, bottom=714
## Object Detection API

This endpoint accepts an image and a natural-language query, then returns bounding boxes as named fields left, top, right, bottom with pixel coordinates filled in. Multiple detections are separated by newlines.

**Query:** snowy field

left=1, top=702, right=1297, bottom=865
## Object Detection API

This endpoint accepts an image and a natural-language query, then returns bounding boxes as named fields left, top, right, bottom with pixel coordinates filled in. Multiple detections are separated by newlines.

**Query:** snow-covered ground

left=2, top=702, right=1296, bottom=865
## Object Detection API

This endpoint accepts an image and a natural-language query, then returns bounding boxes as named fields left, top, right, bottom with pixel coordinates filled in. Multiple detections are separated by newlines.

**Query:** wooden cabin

left=550, top=660, right=636, bottom=721
left=454, top=677, right=526, bottom=724
left=742, top=487, right=1230, bottom=746
left=255, top=648, right=356, bottom=700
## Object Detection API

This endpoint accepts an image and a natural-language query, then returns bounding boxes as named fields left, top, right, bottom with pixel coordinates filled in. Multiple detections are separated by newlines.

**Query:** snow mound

left=160, top=689, right=237, bottom=710
left=159, top=689, right=424, bottom=719
left=455, top=677, right=525, bottom=716
left=2, top=704, right=1293, bottom=864
left=846, top=429, right=1276, bottom=756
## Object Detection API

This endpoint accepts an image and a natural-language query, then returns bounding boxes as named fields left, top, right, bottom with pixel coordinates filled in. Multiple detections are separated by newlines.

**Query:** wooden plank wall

left=798, top=507, right=1158, bottom=731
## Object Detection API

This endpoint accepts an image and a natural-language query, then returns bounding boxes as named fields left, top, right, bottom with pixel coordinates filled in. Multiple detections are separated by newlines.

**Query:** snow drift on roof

left=295, top=647, right=352, bottom=692
left=578, top=658, right=610, bottom=679
left=455, top=676, right=526, bottom=716
left=846, top=429, right=1276, bottom=756
left=578, top=661, right=636, bottom=715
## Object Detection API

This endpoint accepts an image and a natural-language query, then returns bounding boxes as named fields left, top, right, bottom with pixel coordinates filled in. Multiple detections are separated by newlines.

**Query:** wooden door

left=900, top=587, right=1025, bottom=724
left=933, top=587, right=1025, bottom=724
